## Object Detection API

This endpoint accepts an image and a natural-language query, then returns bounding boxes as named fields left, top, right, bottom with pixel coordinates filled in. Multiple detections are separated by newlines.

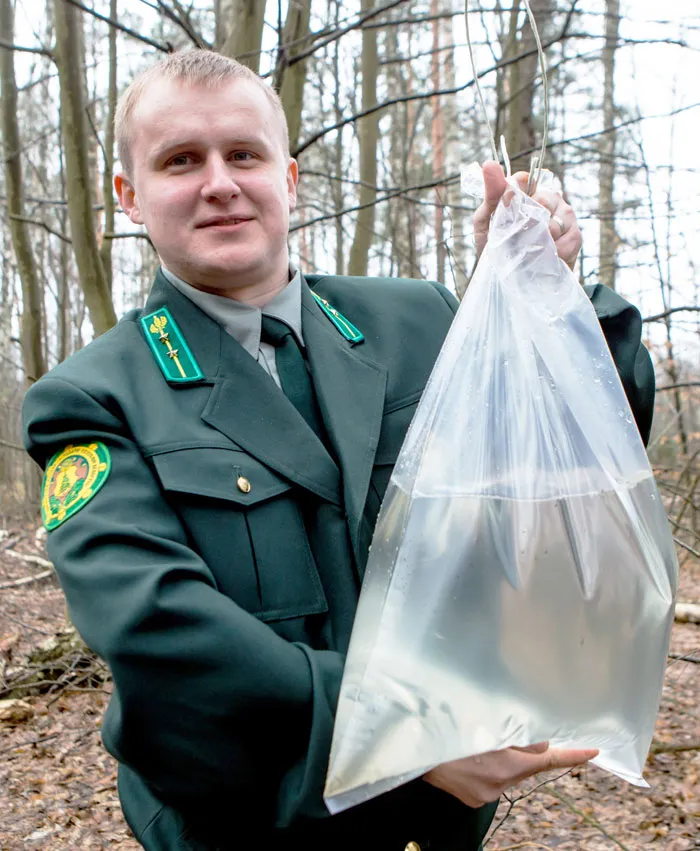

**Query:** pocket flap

left=151, top=447, right=292, bottom=506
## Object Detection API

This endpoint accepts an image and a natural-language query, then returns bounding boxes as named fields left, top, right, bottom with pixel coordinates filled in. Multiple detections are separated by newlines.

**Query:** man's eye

left=168, top=154, right=192, bottom=167
left=232, top=151, right=254, bottom=162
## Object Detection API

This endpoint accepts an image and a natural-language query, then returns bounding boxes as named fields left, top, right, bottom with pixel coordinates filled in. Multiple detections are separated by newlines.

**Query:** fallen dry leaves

left=1, top=529, right=697, bottom=851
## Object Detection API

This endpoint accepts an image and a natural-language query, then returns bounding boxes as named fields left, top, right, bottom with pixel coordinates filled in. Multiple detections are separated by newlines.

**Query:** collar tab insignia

left=42, top=443, right=111, bottom=531
left=310, top=291, right=364, bottom=344
left=141, top=307, right=204, bottom=383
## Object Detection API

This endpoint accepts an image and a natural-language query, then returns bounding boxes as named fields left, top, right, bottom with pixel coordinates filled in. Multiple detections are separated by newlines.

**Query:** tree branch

left=657, top=382, right=700, bottom=392
left=643, top=306, right=700, bottom=323
left=8, top=213, right=72, bottom=244
left=61, top=0, right=171, bottom=52
left=290, top=174, right=460, bottom=231
left=103, top=231, right=153, bottom=242
left=513, top=101, right=700, bottom=161
left=0, top=39, right=53, bottom=57
left=155, top=0, right=209, bottom=48
left=674, top=537, right=700, bottom=559
left=294, top=19, right=580, bottom=156
left=283, top=0, right=409, bottom=69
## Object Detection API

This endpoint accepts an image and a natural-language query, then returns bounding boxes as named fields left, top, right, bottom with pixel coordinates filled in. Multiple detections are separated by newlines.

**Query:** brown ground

left=0, top=528, right=697, bottom=851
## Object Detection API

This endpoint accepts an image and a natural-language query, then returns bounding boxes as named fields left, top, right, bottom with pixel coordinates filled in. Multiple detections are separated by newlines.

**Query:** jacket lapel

left=142, top=271, right=341, bottom=505
left=301, top=278, right=387, bottom=565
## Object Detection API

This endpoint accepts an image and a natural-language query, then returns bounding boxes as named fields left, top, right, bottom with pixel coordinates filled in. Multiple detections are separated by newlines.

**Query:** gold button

left=405, top=844, right=421, bottom=851
left=236, top=476, right=251, bottom=494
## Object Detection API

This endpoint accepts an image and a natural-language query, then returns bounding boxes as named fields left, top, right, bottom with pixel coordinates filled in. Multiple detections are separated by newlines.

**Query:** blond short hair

left=115, top=50, right=290, bottom=175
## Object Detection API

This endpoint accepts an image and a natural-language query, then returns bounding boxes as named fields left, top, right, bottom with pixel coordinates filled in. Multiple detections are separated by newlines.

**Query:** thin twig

left=7, top=213, right=71, bottom=244
left=657, top=382, right=700, bottom=392
left=545, top=787, right=631, bottom=851
left=5, top=551, right=53, bottom=570
left=0, top=732, right=59, bottom=758
left=0, top=533, right=25, bottom=553
left=650, top=740, right=700, bottom=754
left=0, top=570, right=53, bottom=590
left=0, top=39, right=53, bottom=57
left=643, top=306, right=700, bottom=323
left=668, top=652, right=700, bottom=665
left=2, top=612, right=52, bottom=636
left=674, top=537, right=700, bottom=559
left=155, top=0, right=208, bottom=48
left=61, top=0, right=171, bottom=52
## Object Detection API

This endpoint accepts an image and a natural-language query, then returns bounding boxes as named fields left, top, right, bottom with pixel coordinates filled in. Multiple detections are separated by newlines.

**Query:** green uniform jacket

left=23, top=272, right=655, bottom=851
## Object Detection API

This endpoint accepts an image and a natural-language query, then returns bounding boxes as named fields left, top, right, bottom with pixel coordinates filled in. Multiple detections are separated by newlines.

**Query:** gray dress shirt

left=161, top=266, right=304, bottom=390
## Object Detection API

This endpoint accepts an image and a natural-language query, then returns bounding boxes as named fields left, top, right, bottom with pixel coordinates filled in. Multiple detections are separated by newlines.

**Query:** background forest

left=0, top=1, right=698, bottom=849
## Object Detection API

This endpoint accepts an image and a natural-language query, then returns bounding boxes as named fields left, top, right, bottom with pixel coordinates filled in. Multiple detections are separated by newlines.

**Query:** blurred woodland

left=0, top=0, right=698, bottom=848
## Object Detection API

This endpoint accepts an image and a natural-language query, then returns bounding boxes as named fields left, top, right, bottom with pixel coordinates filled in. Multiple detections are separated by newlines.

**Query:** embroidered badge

left=41, top=443, right=111, bottom=531
left=310, top=291, right=365, bottom=344
left=141, top=307, right=204, bottom=383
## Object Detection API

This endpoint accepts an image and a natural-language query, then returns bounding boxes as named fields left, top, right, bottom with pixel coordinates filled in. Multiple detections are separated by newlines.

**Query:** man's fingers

left=546, top=748, right=600, bottom=768
left=540, top=747, right=599, bottom=772
left=508, top=746, right=599, bottom=788
left=473, top=164, right=582, bottom=269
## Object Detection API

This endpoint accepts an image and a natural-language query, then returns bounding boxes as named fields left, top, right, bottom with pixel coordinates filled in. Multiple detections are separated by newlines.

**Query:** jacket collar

left=142, top=270, right=388, bottom=561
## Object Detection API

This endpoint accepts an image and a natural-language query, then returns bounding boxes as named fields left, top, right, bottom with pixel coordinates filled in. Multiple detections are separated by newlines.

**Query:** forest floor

left=0, top=526, right=697, bottom=851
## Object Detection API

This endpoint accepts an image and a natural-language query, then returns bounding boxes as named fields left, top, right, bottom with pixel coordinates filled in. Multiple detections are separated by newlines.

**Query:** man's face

left=116, top=78, right=298, bottom=301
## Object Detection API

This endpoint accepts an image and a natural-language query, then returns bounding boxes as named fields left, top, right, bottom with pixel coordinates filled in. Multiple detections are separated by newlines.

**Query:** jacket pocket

left=150, top=446, right=328, bottom=623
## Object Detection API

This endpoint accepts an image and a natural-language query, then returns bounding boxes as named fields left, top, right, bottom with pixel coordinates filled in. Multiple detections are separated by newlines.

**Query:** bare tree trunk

left=100, top=0, right=118, bottom=292
left=276, top=0, right=311, bottom=152
left=57, top=139, right=70, bottom=362
left=598, top=0, right=619, bottom=290
left=331, top=0, right=344, bottom=275
left=441, top=14, right=468, bottom=298
left=0, top=0, right=47, bottom=387
left=54, top=0, right=116, bottom=336
left=348, top=0, right=380, bottom=277
left=217, top=0, right=267, bottom=72
left=504, top=0, right=552, bottom=173
left=431, top=0, right=445, bottom=284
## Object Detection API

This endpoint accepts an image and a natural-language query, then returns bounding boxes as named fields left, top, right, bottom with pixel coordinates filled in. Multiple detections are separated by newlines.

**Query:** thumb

left=481, top=160, right=507, bottom=214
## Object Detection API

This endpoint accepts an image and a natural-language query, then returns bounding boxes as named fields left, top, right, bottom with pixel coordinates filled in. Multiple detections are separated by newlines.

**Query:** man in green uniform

left=23, top=52, right=654, bottom=851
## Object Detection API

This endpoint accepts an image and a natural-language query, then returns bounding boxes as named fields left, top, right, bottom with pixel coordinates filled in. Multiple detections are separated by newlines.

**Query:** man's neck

left=163, top=265, right=292, bottom=308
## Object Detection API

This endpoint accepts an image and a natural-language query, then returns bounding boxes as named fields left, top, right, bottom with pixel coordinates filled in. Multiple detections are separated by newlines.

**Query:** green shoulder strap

left=140, top=307, right=204, bottom=383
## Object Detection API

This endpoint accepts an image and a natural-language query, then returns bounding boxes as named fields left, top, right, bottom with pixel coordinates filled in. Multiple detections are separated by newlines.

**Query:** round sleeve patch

left=41, top=442, right=111, bottom=531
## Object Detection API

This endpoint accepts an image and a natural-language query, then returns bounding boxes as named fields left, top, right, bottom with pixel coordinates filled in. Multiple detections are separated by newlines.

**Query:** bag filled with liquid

left=324, top=172, right=677, bottom=813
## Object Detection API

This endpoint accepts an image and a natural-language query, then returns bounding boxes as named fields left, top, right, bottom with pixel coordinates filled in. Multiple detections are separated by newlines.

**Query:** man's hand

left=473, top=161, right=582, bottom=271
left=423, top=742, right=598, bottom=808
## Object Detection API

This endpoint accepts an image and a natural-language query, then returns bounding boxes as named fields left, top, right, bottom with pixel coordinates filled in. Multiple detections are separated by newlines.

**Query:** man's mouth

left=197, top=216, right=253, bottom=228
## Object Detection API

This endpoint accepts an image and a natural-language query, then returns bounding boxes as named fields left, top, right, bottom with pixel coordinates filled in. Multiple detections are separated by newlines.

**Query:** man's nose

left=201, top=155, right=240, bottom=202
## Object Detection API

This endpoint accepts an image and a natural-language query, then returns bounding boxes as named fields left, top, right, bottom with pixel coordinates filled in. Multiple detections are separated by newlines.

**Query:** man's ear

left=287, top=158, right=299, bottom=212
left=115, top=173, right=144, bottom=225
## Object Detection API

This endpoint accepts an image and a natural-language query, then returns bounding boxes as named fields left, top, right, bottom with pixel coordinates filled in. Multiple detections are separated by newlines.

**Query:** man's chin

left=178, top=259, right=288, bottom=301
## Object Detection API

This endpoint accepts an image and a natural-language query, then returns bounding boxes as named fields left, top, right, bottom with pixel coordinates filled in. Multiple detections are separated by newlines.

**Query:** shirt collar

left=160, top=266, right=304, bottom=358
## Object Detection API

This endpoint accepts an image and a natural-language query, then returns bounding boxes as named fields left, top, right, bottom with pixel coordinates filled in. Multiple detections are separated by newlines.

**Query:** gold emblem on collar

left=141, top=307, right=204, bottom=383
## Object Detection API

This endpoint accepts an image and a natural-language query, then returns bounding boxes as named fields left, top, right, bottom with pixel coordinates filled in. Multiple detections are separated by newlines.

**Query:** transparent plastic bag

left=324, top=171, right=678, bottom=813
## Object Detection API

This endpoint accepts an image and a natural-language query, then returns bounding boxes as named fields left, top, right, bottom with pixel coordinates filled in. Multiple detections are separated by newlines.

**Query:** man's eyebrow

left=150, top=134, right=271, bottom=162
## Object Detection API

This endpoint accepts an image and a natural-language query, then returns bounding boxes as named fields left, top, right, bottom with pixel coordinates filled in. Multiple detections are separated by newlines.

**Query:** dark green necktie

left=260, top=315, right=327, bottom=441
